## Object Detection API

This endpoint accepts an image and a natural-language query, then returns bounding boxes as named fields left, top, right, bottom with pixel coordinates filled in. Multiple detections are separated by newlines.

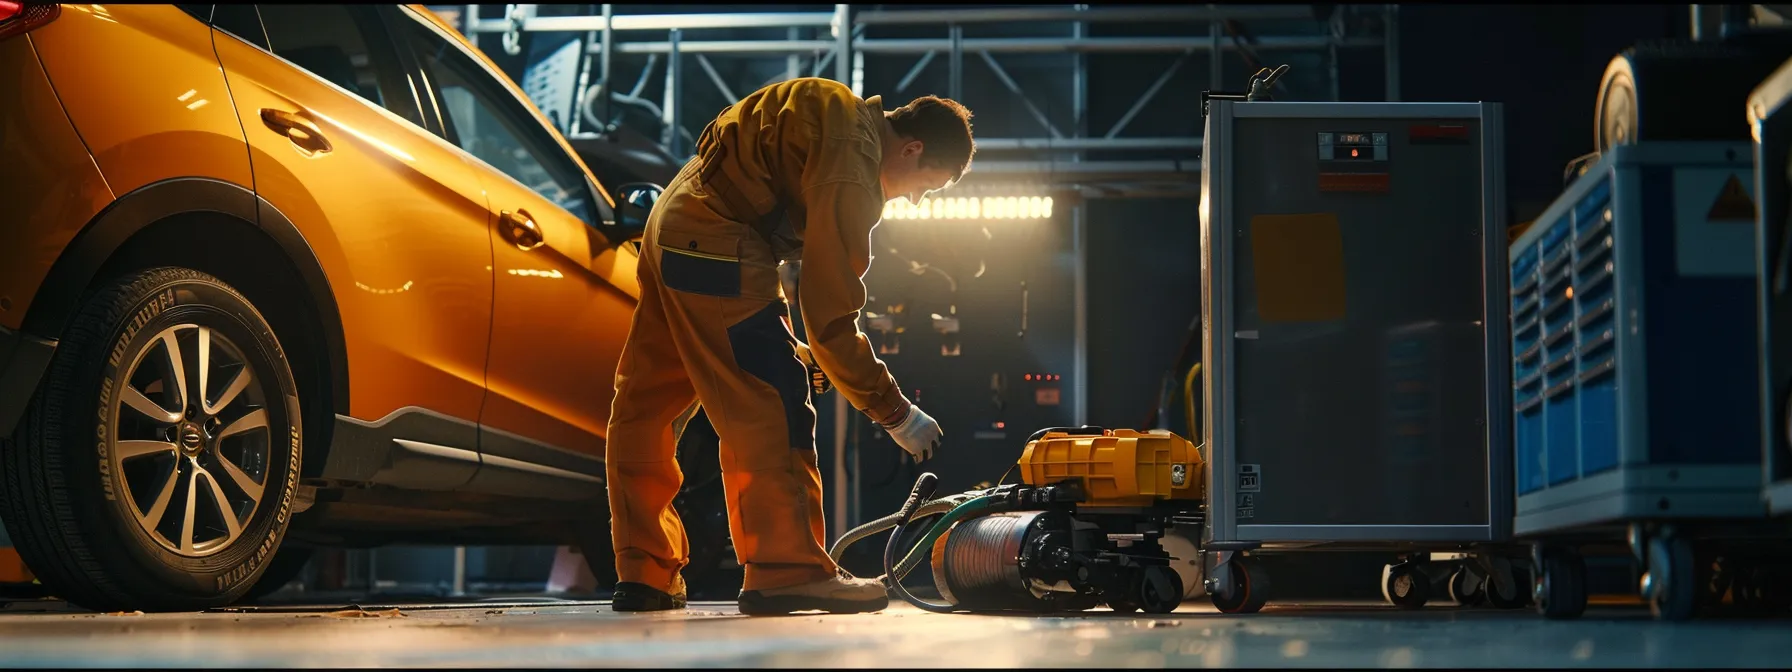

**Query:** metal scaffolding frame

left=454, top=3, right=1396, bottom=471
left=459, top=3, right=1398, bottom=189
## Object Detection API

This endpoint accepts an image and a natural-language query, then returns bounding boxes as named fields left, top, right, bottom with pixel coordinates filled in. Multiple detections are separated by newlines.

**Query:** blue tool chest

left=1508, top=142, right=1765, bottom=535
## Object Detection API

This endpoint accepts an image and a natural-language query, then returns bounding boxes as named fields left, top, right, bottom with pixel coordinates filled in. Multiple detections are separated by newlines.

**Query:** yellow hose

left=1182, top=363, right=1202, bottom=441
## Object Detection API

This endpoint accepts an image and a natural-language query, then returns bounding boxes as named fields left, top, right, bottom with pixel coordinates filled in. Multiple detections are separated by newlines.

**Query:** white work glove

left=883, top=404, right=942, bottom=463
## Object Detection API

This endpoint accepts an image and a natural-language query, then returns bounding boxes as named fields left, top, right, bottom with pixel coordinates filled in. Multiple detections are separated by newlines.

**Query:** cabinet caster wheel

left=1382, top=563, right=1430, bottom=610
left=1138, top=565, right=1183, bottom=615
left=1535, top=549, right=1587, bottom=620
left=1645, top=536, right=1696, bottom=621
left=1485, top=570, right=1528, bottom=609
left=1448, top=567, right=1485, bottom=607
left=1211, top=558, right=1270, bottom=614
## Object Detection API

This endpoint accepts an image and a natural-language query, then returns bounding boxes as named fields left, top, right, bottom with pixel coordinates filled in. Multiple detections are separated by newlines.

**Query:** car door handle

left=499, top=210, right=545, bottom=250
left=259, top=108, right=333, bottom=154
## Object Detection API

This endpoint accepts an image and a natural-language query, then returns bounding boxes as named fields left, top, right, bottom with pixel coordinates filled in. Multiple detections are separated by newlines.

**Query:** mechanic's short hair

left=888, top=95, right=975, bottom=180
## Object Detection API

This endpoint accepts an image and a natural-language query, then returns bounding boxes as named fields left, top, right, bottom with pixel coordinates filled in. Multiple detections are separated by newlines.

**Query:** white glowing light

left=882, top=196, right=1054, bottom=221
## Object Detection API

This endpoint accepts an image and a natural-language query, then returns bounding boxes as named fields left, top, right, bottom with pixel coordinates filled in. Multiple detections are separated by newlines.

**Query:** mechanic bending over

left=603, top=77, right=975, bottom=615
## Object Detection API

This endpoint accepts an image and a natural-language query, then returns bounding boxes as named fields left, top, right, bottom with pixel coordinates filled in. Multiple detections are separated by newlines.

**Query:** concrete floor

left=1, top=596, right=1789, bottom=668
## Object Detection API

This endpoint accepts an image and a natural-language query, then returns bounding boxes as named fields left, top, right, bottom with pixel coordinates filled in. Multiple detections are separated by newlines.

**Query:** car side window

left=393, top=13, right=596, bottom=227
left=255, top=4, right=421, bottom=127
left=211, top=4, right=271, bottom=51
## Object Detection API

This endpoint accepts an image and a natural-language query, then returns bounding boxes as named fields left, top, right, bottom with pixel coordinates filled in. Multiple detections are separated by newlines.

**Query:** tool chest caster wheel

left=1448, top=566, right=1485, bottom=607
left=1210, top=558, right=1269, bottom=614
left=1644, top=536, right=1696, bottom=621
left=1382, top=563, right=1430, bottom=610
left=1535, top=548, right=1587, bottom=619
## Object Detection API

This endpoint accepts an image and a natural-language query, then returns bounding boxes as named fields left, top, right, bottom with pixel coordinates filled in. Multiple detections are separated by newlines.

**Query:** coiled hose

left=884, top=473, right=958, bottom=613
left=830, top=489, right=1009, bottom=581
left=827, top=493, right=977, bottom=561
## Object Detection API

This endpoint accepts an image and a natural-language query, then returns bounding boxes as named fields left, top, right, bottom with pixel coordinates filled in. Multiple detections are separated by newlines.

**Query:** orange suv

left=0, top=3, right=729, bottom=611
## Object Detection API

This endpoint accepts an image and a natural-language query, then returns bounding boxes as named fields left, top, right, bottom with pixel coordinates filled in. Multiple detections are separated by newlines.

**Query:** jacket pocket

left=659, top=227, right=743, bottom=298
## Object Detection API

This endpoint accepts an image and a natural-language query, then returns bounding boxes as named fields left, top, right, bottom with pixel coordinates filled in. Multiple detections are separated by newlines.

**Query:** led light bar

left=882, top=196, right=1055, bottom=221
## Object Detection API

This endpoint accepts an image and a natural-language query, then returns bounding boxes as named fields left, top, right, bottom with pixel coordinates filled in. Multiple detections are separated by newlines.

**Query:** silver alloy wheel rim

left=111, top=324, right=271, bottom=558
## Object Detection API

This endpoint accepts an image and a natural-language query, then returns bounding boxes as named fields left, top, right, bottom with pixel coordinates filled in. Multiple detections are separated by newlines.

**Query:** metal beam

left=975, top=137, right=1201, bottom=151
left=1104, top=50, right=1193, bottom=139
left=855, top=6, right=1311, bottom=25
left=1384, top=5, right=1401, bottom=101
left=978, top=51, right=1064, bottom=139
left=949, top=26, right=963, bottom=101
left=1071, top=3, right=1089, bottom=429
left=893, top=51, right=936, bottom=95
left=464, top=4, right=479, bottom=48
left=502, top=12, right=835, bottom=32
left=606, top=40, right=835, bottom=55
left=599, top=4, right=613, bottom=127
left=786, top=27, right=801, bottom=81
left=662, top=28, right=682, bottom=156
left=854, top=35, right=1381, bottom=54
left=693, top=53, right=737, bottom=103
left=834, top=4, right=851, bottom=84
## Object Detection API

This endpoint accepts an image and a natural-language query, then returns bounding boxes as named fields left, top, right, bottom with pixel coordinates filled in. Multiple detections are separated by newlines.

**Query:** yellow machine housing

left=1016, top=429, right=1206, bottom=507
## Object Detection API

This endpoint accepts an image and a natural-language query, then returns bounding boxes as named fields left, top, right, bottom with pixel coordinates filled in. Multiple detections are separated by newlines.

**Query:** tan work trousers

left=605, top=161, right=838, bottom=594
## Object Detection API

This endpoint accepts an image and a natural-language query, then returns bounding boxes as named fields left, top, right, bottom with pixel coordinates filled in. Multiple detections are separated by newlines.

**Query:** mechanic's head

left=881, top=95, right=975, bottom=205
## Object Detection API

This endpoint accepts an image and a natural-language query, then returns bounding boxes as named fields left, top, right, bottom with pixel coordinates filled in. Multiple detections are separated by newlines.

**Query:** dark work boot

left=611, top=582, right=687, bottom=612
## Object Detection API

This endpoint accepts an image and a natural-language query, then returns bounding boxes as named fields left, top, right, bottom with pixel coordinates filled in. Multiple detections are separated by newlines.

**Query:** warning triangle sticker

left=1708, top=174, right=1757, bottom=222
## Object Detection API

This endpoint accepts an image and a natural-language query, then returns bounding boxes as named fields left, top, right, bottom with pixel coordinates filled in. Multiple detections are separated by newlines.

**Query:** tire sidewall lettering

left=90, top=274, right=302, bottom=597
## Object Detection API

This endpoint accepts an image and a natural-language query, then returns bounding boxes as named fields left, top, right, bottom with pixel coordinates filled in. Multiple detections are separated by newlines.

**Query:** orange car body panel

left=399, top=7, right=640, bottom=457
left=28, top=5, right=253, bottom=195
left=477, top=171, right=637, bottom=456
left=0, top=34, right=114, bottom=332
left=6, top=3, right=651, bottom=462
left=211, top=24, right=498, bottom=424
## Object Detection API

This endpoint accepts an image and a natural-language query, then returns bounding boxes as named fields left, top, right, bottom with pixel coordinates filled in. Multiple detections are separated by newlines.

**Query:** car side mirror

left=612, top=182, right=662, bottom=237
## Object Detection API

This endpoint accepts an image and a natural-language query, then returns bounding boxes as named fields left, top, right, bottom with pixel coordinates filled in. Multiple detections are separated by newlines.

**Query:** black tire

left=1383, top=563, right=1430, bottom=610
left=1137, top=565, right=1183, bottom=615
left=1536, top=549, right=1587, bottom=620
left=1448, top=566, right=1485, bottom=607
left=237, top=546, right=315, bottom=603
left=1595, top=38, right=1792, bottom=154
left=1484, top=565, right=1529, bottom=610
left=0, top=268, right=304, bottom=612
left=1647, top=536, right=1697, bottom=621
left=1211, top=557, right=1269, bottom=614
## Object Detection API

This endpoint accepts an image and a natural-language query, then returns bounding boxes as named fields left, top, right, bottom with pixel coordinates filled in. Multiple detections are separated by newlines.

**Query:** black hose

left=884, top=472, right=958, bottom=613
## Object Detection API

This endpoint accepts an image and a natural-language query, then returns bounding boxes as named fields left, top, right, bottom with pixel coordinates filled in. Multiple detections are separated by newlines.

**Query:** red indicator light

left=1024, top=374, right=1032, bottom=381
left=1350, top=148, right=1359, bottom=158
left=995, top=422, right=1006, bottom=429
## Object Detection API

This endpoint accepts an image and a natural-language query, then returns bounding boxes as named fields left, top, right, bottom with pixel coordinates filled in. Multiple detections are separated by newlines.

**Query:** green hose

left=893, top=494, right=1007, bottom=579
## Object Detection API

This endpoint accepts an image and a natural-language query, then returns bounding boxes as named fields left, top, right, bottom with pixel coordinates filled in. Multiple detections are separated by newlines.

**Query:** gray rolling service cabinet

left=1198, top=101, right=1518, bottom=614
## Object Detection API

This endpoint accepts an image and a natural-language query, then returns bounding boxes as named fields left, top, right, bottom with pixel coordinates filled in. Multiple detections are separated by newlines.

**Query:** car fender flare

left=21, top=177, right=350, bottom=415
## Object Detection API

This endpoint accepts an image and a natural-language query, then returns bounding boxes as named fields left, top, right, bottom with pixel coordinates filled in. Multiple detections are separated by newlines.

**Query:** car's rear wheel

left=0, top=267, right=304, bottom=612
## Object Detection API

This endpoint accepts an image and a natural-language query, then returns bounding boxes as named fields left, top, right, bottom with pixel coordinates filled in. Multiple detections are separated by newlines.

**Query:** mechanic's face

left=880, top=139, right=960, bottom=205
